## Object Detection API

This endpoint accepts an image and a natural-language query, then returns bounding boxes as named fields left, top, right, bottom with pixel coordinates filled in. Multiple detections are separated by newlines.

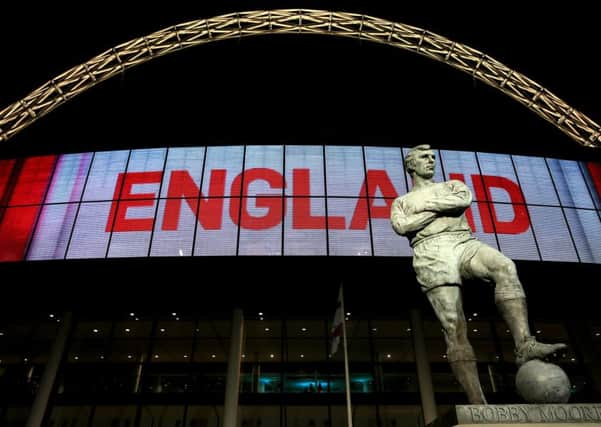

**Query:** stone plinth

left=429, top=404, right=601, bottom=426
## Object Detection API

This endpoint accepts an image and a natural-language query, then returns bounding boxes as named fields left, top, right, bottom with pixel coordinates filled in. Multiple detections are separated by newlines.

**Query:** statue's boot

left=450, top=360, right=488, bottom=404
left=515, top=337, right=567, bottom=366
left=497, top=298, right=567, bottom=366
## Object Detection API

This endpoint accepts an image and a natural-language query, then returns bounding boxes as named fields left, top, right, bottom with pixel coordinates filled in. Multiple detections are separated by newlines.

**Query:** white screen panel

left=476, top=153, right=523, bottom=203
left=66, top=202, right=112, bottom=258
left=493, top=203, right=539, bottom=260
left=370, top=199, right=412, bottom=256
left=243, top=146, right=284, bottom=196
left=194, top=197, right=238, bottom=256
left=150, top=199, right=197, bottom=257
left=325, top=146, right=365, bottom=197
left=440, top=150, right=483, bottom=200
left=82, top=150, right=129, bottom=201
left=202, top=146, right=243, bottom=197
left=512, top=155, right=559, bottom=206
left=160, top=147, right=205, bottom=198
left=27, top=203, right=78, bottom=260
left=107, top=198, right=158, bottom=258
left=238, top=197, right=282, bottom=255
left=564, top=208, right=601, bottom=263
left=547, top=158, right=594, bottom=208
left=327, top=198, right=371, bottom=256
left=44, top=153, right=93, bottom=203
left=528, top=205, right=577, bottom=262
left=364, top=147, right=406, bottom=199
left=284, top=197, right=327, bottom=255
left=285, top=146, right=325, bottom=197
left=126, top=148, right=166, bottom=173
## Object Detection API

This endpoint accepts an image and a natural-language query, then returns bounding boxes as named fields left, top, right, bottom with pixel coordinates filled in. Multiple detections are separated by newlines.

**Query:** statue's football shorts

left=412, top=231, right=525, bottom=300
left=412, top=231, right=484, bottom=291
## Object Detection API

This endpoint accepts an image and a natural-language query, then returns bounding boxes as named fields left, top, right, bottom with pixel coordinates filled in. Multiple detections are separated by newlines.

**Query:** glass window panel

left=150, top=198, right=196, bottom=256
left=402, top=147, right=444, bottom=190
left=327, top=198, right=371, bottom=256
left=68, top=339, right=109, bottom=363
left=155, top=321, right=196, bottom=338
left=344, top=320, right=369, bottom=338
left=27, top=202, right=78, bottom=260
left=284, top=197, right=327, bottom=255
left=325, top=146, right=365, bottom=197
left=240, top=406, right=280, bottom=427
left=194, top=338, right=231, bottom=362
left=287, top=406, right=328, bottom=427
left=49, top=405, right=92, bottom=427
left=74, top=321, right=111, bottom=338
left=370, top=320, right=412, bottom=338
left=547, top=158, right=594, bottom=208
left=281, top=370, right=318, bottom=393
left=493, top=203, right=540, bottom=260
left=332, top=405, right=376, bottom=427
left=329, top=337, right=370, bottom=362
left=364, top=146, right=406, bottom=198
left=380, top=406, right=422, bottom=427
left=113, top=321, right=153, bottom=338
left=186, top=406, right=223, bottom=427
left=90, top=405, right=137, bottom=427
left=374, top=338, right=414, bottom=362
left=528, top=205, right=578, bottom=262
left=4, top=407, right=30, bottom=427
left=246, top=320, right=281, bottom=338
left=370, top=198, right=412, bottom=256
left=82, top=150, right=129, bottom=201
left=243, top=338, right=281, bottom=363
left=512, top=155, right=560, bottom=205
left=194, top=198, right=237, bottom=255
left=238, top=197, right=282, bottom=255
left=288, top=339, right=327, bottom=362
left=564, top=208, right=601, bottom=263
left=160, top=147, right=205, bottom=198
left=195, top=321, right=231, bottom=338
left=66, top=202, right=111, bottom=259
left=287, top=320, right=325, bottom=338
left=150, top=340, right=194, bottom=363
left=285, top=145, right=325, bottom=197
left=44, top=153, right=93, bottom=203
left=109, top=339, right=150, bottom=363
left=139, top=406, right=185, bottom=426
left=202, top=146, right=244, bottom=196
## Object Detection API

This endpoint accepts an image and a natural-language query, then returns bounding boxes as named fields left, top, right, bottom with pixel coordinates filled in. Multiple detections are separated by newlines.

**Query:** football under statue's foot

left=515, top=336, right=567, bottom=366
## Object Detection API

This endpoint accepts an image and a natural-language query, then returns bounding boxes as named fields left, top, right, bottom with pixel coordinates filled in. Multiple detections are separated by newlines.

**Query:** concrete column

left=223, top=308, right=244, bottom=427
left=26, top=312, right=73, bottom=427
left=410, top=308, right=437, bottom=426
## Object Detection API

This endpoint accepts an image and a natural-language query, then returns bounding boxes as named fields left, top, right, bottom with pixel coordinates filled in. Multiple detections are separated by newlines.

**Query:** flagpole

left=340, top=284, right=353, bottom=427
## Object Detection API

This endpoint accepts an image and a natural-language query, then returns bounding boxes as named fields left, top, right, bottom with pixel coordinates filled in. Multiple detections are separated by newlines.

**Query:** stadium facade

left=1, top=6, right=601, bottom=427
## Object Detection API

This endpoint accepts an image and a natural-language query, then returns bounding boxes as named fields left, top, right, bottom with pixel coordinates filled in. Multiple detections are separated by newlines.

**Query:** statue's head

left=404, top=144, right=436, bottom=179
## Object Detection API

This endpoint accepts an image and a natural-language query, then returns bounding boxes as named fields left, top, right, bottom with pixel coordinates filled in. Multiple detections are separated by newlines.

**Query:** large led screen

left=0, top=146, right=599, bottom=263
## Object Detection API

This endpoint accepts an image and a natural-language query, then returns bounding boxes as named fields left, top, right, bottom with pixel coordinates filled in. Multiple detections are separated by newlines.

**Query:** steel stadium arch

left=0, top=9, right=599, bottom=148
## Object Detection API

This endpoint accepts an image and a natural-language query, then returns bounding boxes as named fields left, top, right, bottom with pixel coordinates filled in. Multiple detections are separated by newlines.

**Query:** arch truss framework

left=0, top=9, right=599, bottom=148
